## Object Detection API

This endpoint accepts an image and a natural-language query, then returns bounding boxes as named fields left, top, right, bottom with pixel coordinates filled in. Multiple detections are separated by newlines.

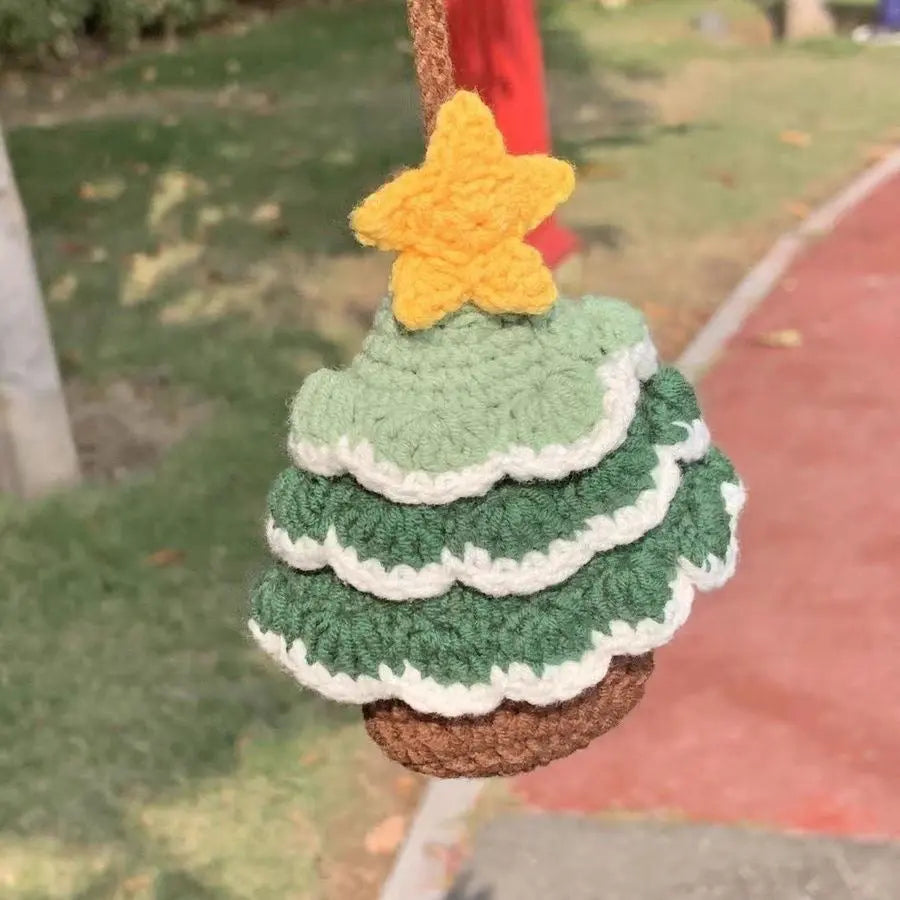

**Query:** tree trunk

left=784, top=0, right=836, bottom=40
left=0, top=125, right=80, bottom=498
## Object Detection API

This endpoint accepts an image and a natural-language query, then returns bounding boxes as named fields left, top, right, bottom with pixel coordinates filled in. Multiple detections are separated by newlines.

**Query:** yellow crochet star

left=350, top=90, right=576, bottom=330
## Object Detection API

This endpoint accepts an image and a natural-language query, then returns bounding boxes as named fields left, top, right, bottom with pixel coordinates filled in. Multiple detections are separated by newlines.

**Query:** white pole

left=0, top=124, right=80, bottom=497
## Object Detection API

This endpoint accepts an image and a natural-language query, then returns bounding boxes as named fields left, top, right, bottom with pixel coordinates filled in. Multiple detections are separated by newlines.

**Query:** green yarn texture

left=251, top=449, right=737, bottom=687
left=270, top=367, right=700, bottom=569
left=288, top=296, right=648, bottom=473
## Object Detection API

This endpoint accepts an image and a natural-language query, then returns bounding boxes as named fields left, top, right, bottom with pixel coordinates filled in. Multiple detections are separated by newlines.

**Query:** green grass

left=104, top=5, right=411, bottom=92
left=2, top=0, right=899, bottom=896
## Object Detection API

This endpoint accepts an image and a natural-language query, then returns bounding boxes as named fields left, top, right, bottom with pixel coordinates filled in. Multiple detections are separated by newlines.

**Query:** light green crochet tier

left=288, top=296, right=651, bottom=481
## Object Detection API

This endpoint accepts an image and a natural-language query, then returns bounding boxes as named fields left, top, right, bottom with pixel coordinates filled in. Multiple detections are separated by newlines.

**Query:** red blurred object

left=446, top=0, right=581, bottom=269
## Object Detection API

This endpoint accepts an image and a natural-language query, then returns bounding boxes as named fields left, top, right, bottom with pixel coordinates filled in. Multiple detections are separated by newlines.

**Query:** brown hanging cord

left=406, top=0, right=457, bottom=138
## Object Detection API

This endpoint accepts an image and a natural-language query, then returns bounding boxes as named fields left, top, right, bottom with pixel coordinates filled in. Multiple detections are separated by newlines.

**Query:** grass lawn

left=2, top=0, right=898, bottom=897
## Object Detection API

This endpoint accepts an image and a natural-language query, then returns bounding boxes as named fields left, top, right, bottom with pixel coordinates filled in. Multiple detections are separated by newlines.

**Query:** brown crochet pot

left=363, top=652, right=654, bottom=778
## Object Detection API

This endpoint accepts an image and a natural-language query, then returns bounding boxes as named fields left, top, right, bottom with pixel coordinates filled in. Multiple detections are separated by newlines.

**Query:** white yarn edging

left=268, top=420, right=710, bottom=600
left=678, top=480, right=745, bottom=590
left=249, top=481, right=745, bottom=717
left=288, top=335, right=658, bottom=505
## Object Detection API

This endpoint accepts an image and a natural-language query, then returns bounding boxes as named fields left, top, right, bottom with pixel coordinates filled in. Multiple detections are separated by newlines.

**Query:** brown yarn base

left=363, top=653, right=654, bottom=778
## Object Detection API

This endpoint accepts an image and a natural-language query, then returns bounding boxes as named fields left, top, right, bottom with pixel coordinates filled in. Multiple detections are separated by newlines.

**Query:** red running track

left=516, top=173, right=900, bottom=839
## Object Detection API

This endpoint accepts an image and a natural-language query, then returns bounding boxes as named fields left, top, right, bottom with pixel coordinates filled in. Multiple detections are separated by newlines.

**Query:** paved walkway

left=446, top=170, right=900, bottom=897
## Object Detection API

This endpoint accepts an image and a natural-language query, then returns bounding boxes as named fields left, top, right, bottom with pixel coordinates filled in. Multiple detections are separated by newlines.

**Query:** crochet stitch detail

left=248, top=473, right=743, bottom=716
left=269, top=422, right=706, bottom=599
left=289, top=296, right=650, bottom=477
left=350, top=91, right=575, bottom=329
left=289, top=301, right=657, bottom=504
left=249, top=450, right=743, bottom=713
left=268, top=367, right=708, bottom=599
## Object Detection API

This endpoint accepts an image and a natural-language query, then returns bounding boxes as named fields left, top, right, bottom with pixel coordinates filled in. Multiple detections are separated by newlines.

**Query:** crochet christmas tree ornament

left=249, top=0, right=745, bottom=778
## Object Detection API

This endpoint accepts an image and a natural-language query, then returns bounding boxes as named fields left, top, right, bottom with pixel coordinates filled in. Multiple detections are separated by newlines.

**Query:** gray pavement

left=445, top=816, right=900, bottom=900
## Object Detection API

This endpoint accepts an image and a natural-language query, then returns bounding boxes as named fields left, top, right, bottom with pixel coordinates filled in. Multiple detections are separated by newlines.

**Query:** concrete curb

left=378, top=146, right=900, bottom=900
left=678, top=147, right=900, bottom=382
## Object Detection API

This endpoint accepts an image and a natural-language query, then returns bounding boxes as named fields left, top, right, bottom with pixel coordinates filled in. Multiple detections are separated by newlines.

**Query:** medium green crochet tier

left=249, top=296, right=745, bottom=723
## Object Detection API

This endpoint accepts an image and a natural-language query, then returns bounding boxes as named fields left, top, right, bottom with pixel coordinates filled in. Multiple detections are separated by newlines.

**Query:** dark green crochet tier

left=251, top=449, right=736, bottom=688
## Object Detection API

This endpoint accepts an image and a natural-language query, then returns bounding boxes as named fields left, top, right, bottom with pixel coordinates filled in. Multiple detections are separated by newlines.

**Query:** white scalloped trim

left=268, top=420, right=710, bottom=600
left=287, top=335, right=658, bottom=505
left=249, top=480, right=744, bottom=716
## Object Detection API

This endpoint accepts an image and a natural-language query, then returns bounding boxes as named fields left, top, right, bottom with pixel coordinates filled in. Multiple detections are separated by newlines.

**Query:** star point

left=350, top=90, right=575, bottom=330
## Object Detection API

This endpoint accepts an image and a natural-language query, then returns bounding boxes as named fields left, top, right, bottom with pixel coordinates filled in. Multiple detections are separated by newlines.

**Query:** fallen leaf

left=785, top=200, right=811, bottom=219
left=393, top=774, right=417, bottom=798
left=59, top=239, right=90, bottom=257
left=288, top=809, right=310, bottom=828
left=640, top=300, right=675, bottom=325
left=708, top=170, right=737, bottom=188
left=300, top=751, right=322, bottom=766
left=80, top=177, right=126, bottom=201
left=364, top=815, right=407, bottom=856
left=159, top=264, right=279, bottom=324
left=215, top=84, right=240, bottom=108
left=141, top=66, right=157, bottom=83
left=90, top=246, right=108, bottom=263
left=198, top=205, right=225, bottom=228
left=49, top=272, right=78, bottom=303
left=779, top=130, right=811, bottom=148
left=3, top=72, right=27, bottom=99
left=323, top=147, right=355, bottom=166
left=251, top=201, right=282, bottom=224
left=754, top=328, right=803, bottom=349
left=865, top=144, right=893, bottom=165
left=426, top=841, right=469, bottom=888
left=122, top=242, right=204, bottom=306
left=575, top=103, right=601, bottom=124
left=121, top=872, right=153, bottom=894
left=579, top=160, right=625, bottom=181
left=148, top=170, right=208, bottom=231
left=245, top=90, right=276, bottom=113
left=145, top=548, right=185, bottom=567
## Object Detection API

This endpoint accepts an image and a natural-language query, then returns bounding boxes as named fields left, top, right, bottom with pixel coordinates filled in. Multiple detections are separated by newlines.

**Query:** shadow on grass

left=0, top=0, right=662, bottom=880
left=71, top=859, right=234, bottom=899
left=558, top=121, right=719, bottom=171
